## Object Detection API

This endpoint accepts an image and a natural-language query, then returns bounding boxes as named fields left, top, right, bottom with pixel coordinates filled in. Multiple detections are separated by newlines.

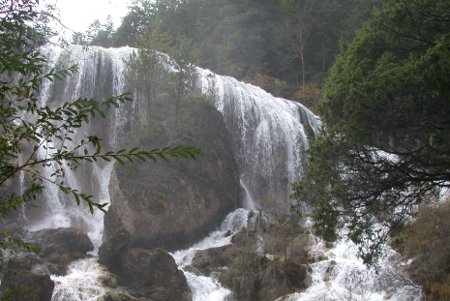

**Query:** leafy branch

left=0, top=1, right=203, bottom=255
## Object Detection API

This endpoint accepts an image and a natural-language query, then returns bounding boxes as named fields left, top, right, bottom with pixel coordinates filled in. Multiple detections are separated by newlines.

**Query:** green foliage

left=0, top=230, right=40, bottom=255
left=110, top=0, right=383, bottom=103
left=0, top=0, right=202, bottom=253
left=126, top=21, right=198, bottom=139
left=292, top=0, right=450, bottom=264
left=73, top=17, right=115, bottom=47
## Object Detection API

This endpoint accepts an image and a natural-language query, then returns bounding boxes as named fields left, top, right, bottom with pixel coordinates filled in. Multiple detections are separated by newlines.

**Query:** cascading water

left=196, top=68, right=320, bottom=212
left=276, top=220, right=422, bottom=301
left=172, top=208, right=250, bottom=301
left=27, top=45, right=132, bottom=233
left=24, top=44, right=422, bottom=301
left=21, top=45, right=132, bottom=300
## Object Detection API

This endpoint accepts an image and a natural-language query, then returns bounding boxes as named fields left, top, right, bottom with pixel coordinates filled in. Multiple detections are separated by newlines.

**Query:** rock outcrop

left=103, top=93, right=241, bottom=251
left=191, top=241, right=310, bottom=301
left=189, top=214, right=312, bottom=301
left=0, top=257, right=54, bottom=301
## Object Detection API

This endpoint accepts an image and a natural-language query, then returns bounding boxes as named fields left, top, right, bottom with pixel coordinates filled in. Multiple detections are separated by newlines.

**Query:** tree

left=281, top=0, right=316, bottom=89
left=88, top=16, right=115, bottom=47
left=0, top=0, right=202, bottom=252
left=136, top=10, right=199, bottom=140
left=111, top=0, right=384, bottom=103
left=292, top=0, right=450, bottom=263
left=126, top=49, right=166, bottom=129
left=72, top=16, right=115, bottom=47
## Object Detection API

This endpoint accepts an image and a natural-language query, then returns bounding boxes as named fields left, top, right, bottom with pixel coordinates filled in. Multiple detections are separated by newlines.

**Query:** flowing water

left=23, top=45, right=132, bottom=300
left=172, top=208, right=250, bottom=301
left=278, top=221, right=422, bottom=301
left=18, top=45, right=422, bottom=300
left=196, top=68, right=320, bottom=212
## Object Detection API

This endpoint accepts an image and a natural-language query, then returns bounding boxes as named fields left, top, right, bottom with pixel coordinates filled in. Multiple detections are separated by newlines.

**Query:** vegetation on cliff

left=190, top=213, right=312, bottom=301
left=393, top=199, right=450, bottom=300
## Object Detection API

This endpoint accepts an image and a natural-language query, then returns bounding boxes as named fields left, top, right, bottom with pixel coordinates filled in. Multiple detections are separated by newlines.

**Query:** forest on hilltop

left=77, top=0, right=384, bottom=111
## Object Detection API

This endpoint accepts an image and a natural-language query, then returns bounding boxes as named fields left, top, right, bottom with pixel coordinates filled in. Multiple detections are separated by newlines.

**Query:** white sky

left=41, top=0, right=134, bottom=34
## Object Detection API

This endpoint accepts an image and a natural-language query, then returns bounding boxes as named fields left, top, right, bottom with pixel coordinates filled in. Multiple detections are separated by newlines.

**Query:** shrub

left=397, top=199, right=450, bottom=300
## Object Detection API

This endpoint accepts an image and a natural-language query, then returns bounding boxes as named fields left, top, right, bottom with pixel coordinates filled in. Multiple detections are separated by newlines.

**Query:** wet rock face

left=0, top=257, right=54, bottom=301
left=27, top=227, right=94, bottom=274
left=103, top=94, right=241, bottom=251
left=191, top=244, right=240, bottom=275
left=98, top=228, right=130, bottom=267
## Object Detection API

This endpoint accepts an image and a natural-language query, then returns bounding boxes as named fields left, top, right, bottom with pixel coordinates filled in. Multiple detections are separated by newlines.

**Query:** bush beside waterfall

left=393, top=199, right=450, bottom=301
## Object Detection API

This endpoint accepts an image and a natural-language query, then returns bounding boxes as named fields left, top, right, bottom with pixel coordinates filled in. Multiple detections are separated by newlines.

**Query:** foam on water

left=51, top=259, right=108, bottom=301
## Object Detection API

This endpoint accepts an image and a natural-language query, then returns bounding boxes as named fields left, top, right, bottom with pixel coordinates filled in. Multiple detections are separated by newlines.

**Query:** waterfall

left=25, top=45, right=131, bottom=240
left=197, top=68, right=320, bottom=212
left=283, top=242, right=422, bottom=301
left=22, top=45, right=132, bottom=300
left=22, top=45, right=421, bottom=301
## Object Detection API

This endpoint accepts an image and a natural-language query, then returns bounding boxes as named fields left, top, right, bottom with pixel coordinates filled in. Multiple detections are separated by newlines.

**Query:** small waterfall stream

left=172, top=208, right=250, bottom=301
left=278, top=221, right=422, bottom=301
left=17, top=45, right=423, bottom=301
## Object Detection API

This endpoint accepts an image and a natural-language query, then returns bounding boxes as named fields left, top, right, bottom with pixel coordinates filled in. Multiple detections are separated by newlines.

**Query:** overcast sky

left=42, top=0, right=133, bottom=34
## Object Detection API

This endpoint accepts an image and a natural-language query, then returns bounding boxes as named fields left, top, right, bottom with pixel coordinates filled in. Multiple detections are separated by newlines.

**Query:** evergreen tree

left=292, top=0, right=450, bottom=263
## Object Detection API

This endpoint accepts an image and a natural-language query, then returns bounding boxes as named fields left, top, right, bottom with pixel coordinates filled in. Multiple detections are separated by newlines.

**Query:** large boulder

left=191, top=244, right=240, bottom=275
left=103, top=94, right=241, bottom=251
left=28, top=227, right=94, bottom=261
left=100, top=245, right=191, bottom=301
left=27, top=227, right=94, bottom=275
left=219, top=252, right=310, bottom=301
